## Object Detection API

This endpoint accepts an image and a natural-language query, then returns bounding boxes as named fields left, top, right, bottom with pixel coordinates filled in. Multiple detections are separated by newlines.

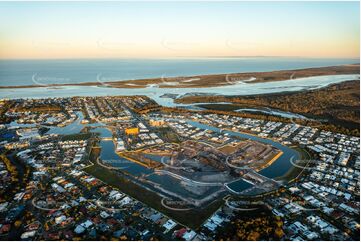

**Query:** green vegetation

left=176, top=80, right=360, bottom=136
left=214, top=208, right=285, bottom=240
left=198, top=103, right=243, bottom=111
left=0, top=153, right=31, bottom=201
left=0, top=154, right=18, bottom=183
left=61, top=133, right=93, bottom=141
left=0, top=100, right=14, bottom=123
left=83, top=162, right=224, bottom=229
left=15, top=104, right=62, bottom=113
left=157, top=127, right=181, bottom=143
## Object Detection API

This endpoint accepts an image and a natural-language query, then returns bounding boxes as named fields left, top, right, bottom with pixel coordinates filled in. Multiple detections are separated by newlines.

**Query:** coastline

left=0, top=64, right=359, bottom=89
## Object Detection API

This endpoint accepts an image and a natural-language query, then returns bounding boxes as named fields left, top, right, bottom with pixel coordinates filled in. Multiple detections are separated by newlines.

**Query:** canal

left=187, top=120, right=300, bottom=179
left=46, top=112, right=301, bottom=194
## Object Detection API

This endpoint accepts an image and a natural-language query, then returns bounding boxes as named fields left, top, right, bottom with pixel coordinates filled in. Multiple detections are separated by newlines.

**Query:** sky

left=0, top=1, right=359, bottom=59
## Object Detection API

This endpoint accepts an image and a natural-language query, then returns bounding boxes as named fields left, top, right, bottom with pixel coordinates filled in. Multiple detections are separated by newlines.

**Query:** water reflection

left=187, top=120, right=300, bottom=179
left=11, top=103, right=302, bottom=194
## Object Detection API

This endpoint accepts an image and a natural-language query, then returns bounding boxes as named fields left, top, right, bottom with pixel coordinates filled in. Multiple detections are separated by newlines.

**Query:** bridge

left=101, top=137, right=113, bottom=141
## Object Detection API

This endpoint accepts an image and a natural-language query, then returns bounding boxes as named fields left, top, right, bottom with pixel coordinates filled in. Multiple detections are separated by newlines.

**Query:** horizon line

left=0, top=56, right=360, bottom=61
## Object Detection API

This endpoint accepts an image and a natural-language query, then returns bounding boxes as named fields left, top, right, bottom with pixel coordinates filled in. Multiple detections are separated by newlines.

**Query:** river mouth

left=0, top=74, right=359, bottom=108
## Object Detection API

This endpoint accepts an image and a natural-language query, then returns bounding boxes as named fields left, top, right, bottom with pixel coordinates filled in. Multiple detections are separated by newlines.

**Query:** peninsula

left=0, top=64, right=359, bottom=89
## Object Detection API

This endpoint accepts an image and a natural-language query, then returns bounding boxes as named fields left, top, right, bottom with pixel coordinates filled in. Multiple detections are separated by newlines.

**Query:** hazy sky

left=0, top=1, right=359, bottom=59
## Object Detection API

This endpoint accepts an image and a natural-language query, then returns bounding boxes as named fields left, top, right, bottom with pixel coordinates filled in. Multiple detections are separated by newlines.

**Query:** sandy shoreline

left=0, top=64, right=359, bottom=89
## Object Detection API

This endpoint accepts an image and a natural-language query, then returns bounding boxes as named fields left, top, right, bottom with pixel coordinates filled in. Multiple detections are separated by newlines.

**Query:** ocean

left=0, top=57, right=358, bottom=86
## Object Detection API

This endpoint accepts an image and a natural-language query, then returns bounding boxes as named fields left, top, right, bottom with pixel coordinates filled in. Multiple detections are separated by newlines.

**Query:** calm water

left=30, top=109, right=299, bottom=194
left=46, top=111, right=85, bottom=135
left=187, top=120, right=300, bottom=179
left=43, top=111, right=299, bottom=182
left=99, top=118, right=301, bottom=194
left=1, top=74, right=359, bottom=107
left=235, top=108, right=309, bottom=120
left=226, top=178, right=254, bottom=193
left=99, top=140, right=151, bottom=176
left=0, top=58, right=358, bottom=86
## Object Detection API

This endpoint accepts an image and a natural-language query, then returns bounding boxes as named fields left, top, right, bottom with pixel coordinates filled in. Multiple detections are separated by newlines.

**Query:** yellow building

left=125, top=127, right=139, bottom=135
left=149, top=119, right=165, bottom=127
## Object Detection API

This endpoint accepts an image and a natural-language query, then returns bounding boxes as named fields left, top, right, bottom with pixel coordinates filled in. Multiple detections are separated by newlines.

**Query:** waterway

left=235, top=108, right=309, bottom=120
left=46, top=112, right=85, bottom=135
left=187, top=120, right=300, bottom=179
left=35, top=111, right=300, bottom=194
left=1, top=74, right=359, bottom=108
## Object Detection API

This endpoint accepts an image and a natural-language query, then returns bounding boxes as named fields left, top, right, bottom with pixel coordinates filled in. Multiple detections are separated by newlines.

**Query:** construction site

left=115, top=139, right=284, bottom=206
